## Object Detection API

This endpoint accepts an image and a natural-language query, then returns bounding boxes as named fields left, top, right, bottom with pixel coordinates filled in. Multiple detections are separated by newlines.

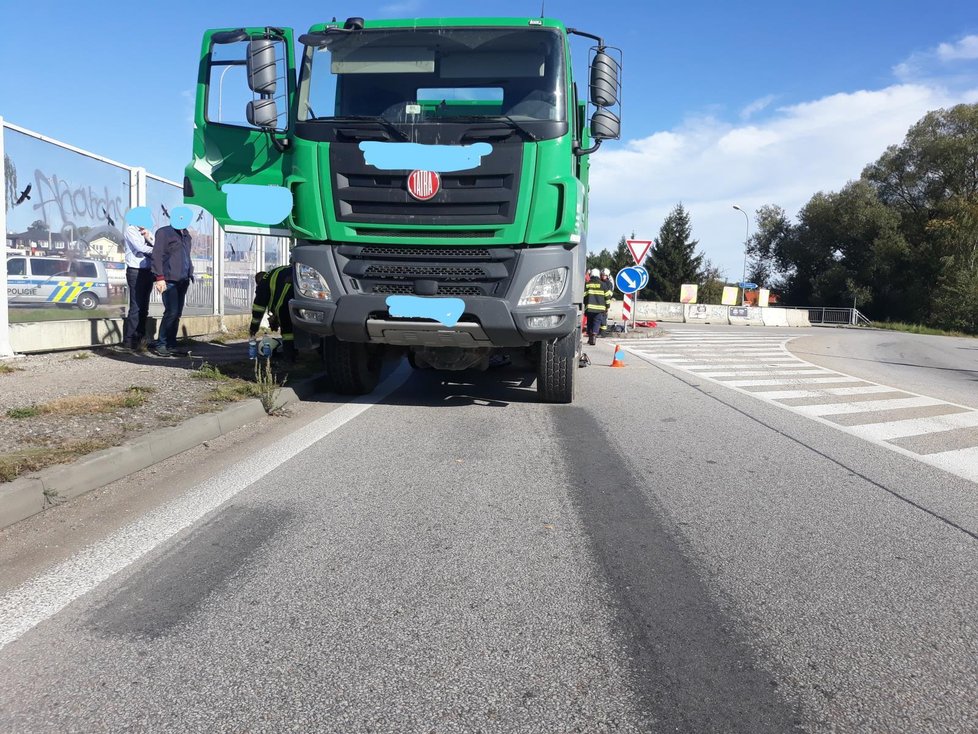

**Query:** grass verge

left=7, top=308, right=116, bottom=323
left=0, top=438, right=117, bottom=483
left=870, top=321, right=976, bottom=338
left=5, top=386, right=156, bottom=419
left=0, top=363, right=22, bottom=375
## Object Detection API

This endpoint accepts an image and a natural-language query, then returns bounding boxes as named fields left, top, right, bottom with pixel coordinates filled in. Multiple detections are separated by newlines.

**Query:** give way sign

left=626, top=239, right=653, bottom=264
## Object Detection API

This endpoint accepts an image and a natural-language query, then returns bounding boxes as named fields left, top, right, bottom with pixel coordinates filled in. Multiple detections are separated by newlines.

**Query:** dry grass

left=0, top=438, right=117, bottom=483
left=0, top=362, right=22, bottom=375
left=208, top=323, right=253, bottom=344
left=208, top=380, right=263, bottom=403
left=6, top=386, right=155, bottom=419
left=191, top=362, right=231, bottom=381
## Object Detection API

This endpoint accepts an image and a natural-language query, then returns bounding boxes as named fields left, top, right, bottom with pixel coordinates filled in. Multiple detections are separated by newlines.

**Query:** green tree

left=863, top=103, right=978, bottom=326
left=587, top=233, right=634, bottom=281
left=646, top=204, right=702, bottom=302
left=698, top=259, right=727, bottom=304
left=26, top=219, right=49, bottom=241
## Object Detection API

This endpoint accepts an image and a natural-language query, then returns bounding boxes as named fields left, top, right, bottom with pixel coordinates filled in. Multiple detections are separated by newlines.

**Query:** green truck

left=185, top=17, right=621, bottom=402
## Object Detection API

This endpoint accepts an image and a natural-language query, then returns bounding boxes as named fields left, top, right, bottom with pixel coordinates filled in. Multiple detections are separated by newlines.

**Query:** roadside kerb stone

left=0, top=374, right=327, bottom=531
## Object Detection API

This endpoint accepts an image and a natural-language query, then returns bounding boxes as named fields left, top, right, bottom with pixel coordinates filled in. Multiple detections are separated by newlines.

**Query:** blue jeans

left=157, top=279, right=190, bottom=349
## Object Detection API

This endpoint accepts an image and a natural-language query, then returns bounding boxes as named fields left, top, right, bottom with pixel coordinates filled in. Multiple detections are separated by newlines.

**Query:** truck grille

left=373, top=284, right=484, bottom=297
left=329, top=142, right=523, bottom=226
left=353, top=229, right=499, bottom=239
left=335, top=245, right=517, bottom=299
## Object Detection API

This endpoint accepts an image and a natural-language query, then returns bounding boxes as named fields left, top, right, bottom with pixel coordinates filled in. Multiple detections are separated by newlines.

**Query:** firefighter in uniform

left=599, top=267, right=614, bottom=337
left=250, top=265, right=296, bottom=361
left=584, top=268, right=609, bottom=346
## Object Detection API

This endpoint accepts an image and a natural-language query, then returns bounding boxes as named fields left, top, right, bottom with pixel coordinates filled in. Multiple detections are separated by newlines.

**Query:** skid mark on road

left=625, top=332, right=978, bottom=484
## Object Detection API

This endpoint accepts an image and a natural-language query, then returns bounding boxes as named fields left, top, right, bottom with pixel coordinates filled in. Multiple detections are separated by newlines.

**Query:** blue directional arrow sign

left=616, top=266, right=649, bottom=294
left=737, top=282, right=759, bottom=290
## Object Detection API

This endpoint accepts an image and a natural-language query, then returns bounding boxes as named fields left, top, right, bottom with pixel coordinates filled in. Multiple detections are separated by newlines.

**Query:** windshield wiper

left=320, top=115, right=410, bottom=141
left=450, top=115, right=540, bottom=142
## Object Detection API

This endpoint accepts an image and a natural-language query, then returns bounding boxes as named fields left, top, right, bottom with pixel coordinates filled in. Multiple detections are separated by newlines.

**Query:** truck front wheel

left=323, top=337, right=381, bottom=395
left=536, top=331, right=578, bottom=404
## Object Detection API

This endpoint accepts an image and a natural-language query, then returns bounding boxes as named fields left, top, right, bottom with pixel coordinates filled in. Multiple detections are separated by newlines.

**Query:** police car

left=6, top=256, right=110, bottom=310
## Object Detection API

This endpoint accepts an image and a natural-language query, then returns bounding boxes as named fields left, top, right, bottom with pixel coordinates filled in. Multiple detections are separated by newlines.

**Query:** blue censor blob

left=124, top=206, right=154, bottom=230
left=359, top=142, right=492, bottom=172
left=170, top=206, right=193, bottom=230
left=386, top=296, right=465, bottom=327
left=223, top=184, right=294, bottom=225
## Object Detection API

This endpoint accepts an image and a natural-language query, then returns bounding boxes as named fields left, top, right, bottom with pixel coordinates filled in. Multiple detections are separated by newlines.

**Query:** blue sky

left=3, top=0, right=978, bottom=281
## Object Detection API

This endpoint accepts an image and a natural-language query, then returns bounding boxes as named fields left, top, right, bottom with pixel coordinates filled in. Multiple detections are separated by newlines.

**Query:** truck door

left=184, top=27, right=296, bottom=235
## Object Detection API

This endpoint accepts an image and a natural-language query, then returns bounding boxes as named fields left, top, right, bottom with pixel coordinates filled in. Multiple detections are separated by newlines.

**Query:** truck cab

left=185, top=17, right=620, bottom=402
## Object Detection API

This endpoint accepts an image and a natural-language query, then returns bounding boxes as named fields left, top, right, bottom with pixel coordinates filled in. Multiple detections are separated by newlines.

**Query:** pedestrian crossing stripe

left=46, top=281, right=95, bottom=304
left=624, top=331, right=978, bottom=484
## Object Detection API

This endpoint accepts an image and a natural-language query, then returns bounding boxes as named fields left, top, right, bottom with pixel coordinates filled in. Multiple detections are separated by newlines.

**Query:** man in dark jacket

left=250, top=264, right=295, bottom=361
left=151, top=207, right=194, bottom=357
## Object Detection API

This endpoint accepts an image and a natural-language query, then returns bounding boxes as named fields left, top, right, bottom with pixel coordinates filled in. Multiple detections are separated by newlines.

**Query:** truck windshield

left=297, top=27, right=566, bottom=132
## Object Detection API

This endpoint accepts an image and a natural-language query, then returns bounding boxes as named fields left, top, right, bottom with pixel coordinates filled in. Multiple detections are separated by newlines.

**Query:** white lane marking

left=851, top=411, right=978, bottom=442
left=786, top=396, right=943, bottom=416
left=692, top=369, right=836, bottom=377
left=731, top=385, right=898, bottom=400
left=625, top=331, right=978, bottom=484
left=0, top=363, right=412, bottom=651
left=722, top=377, right=867, bottom=386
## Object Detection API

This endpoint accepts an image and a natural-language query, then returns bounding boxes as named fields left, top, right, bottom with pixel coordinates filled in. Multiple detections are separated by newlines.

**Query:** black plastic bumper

left=291, top=293, right=576, bottom=347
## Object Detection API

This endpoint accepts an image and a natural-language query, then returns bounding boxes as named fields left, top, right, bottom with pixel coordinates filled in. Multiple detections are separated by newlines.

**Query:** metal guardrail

left=785, top=306, right=871, bottom=327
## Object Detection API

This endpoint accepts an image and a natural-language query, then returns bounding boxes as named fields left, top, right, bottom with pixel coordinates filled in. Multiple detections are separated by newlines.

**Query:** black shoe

left=588, top=335, right=596, bottom=346
left=149, top=344, right=174, bottom=358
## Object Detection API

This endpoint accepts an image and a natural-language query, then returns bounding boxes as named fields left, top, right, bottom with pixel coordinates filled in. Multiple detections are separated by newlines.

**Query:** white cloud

left=740, top=94, right=775, bottom=120
left=894, top=34, right=978, bottom=81
left=587, top=83, right=978, bottom=282
left=937, top=35, right=978, bottom=62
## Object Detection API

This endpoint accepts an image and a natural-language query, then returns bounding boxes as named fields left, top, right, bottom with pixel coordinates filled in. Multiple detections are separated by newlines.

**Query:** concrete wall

left=8, top=314, right=251, bottom=353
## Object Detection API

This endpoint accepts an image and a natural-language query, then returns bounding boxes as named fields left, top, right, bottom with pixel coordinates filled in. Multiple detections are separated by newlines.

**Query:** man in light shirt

left=121, top=222, right=155, bottom=351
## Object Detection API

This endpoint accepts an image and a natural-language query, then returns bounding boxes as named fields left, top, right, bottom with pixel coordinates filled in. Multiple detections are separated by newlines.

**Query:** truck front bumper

left=289, top=242, right=583, bottom=348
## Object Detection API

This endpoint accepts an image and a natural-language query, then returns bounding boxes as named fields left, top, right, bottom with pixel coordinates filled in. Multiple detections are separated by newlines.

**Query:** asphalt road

left=0, top=327, right=976, bottom=733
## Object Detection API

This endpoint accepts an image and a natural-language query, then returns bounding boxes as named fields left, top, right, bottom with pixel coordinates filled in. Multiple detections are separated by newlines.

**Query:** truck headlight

left=295, top=264, right=331, bottom=301
left=518, top=267, right=567, bottom=306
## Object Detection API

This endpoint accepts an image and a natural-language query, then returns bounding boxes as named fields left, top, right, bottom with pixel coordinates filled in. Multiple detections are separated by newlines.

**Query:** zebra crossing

left=624, top=331, right=978, bottom=484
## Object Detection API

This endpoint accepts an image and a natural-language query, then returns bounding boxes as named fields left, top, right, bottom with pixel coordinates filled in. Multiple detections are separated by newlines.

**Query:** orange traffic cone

left=610, top=344, right=626, bottom=368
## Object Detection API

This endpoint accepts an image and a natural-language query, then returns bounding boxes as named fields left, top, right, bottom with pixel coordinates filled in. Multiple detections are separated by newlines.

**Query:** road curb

left=0, top=373, right=327, bottom=531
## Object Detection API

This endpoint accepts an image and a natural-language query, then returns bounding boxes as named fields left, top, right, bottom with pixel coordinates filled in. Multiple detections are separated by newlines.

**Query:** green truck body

left=185, top=17, right=620, bottom=402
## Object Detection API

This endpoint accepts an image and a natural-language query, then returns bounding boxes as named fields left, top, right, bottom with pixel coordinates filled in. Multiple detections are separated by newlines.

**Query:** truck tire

left=323, top=337, right=380, bottom=395
left=537, top=331, right=577, bottom=403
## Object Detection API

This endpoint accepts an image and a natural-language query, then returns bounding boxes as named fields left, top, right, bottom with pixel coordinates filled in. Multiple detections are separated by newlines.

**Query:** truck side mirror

left=247, top=98, right=279, bottom=129
left=591, top=109, right=620, bottom=141
left=589, top=51, right=620, bottom=108
left=247, top=39, right=278, bottom=95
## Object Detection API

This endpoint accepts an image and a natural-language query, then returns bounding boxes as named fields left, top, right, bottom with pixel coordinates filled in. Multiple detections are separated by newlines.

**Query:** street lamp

left=732, top=205, right=750, bottom=306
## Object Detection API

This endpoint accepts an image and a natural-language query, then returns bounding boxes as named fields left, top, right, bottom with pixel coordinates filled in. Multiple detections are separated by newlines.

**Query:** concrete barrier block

left=9, top=314, right=253, bottom=354
left=762, top=308, right=790, bottom=327
left=786, top=309, right=812, bottom=327
left=728, top=306, right=750, bottom=326
left=647, top=301, right=684, bottom=322
left=684, top=304, right=730, bottom=324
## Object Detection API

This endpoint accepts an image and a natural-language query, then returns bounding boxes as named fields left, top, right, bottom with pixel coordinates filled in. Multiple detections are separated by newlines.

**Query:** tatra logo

left=407, top=170, right=440, bottom=201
